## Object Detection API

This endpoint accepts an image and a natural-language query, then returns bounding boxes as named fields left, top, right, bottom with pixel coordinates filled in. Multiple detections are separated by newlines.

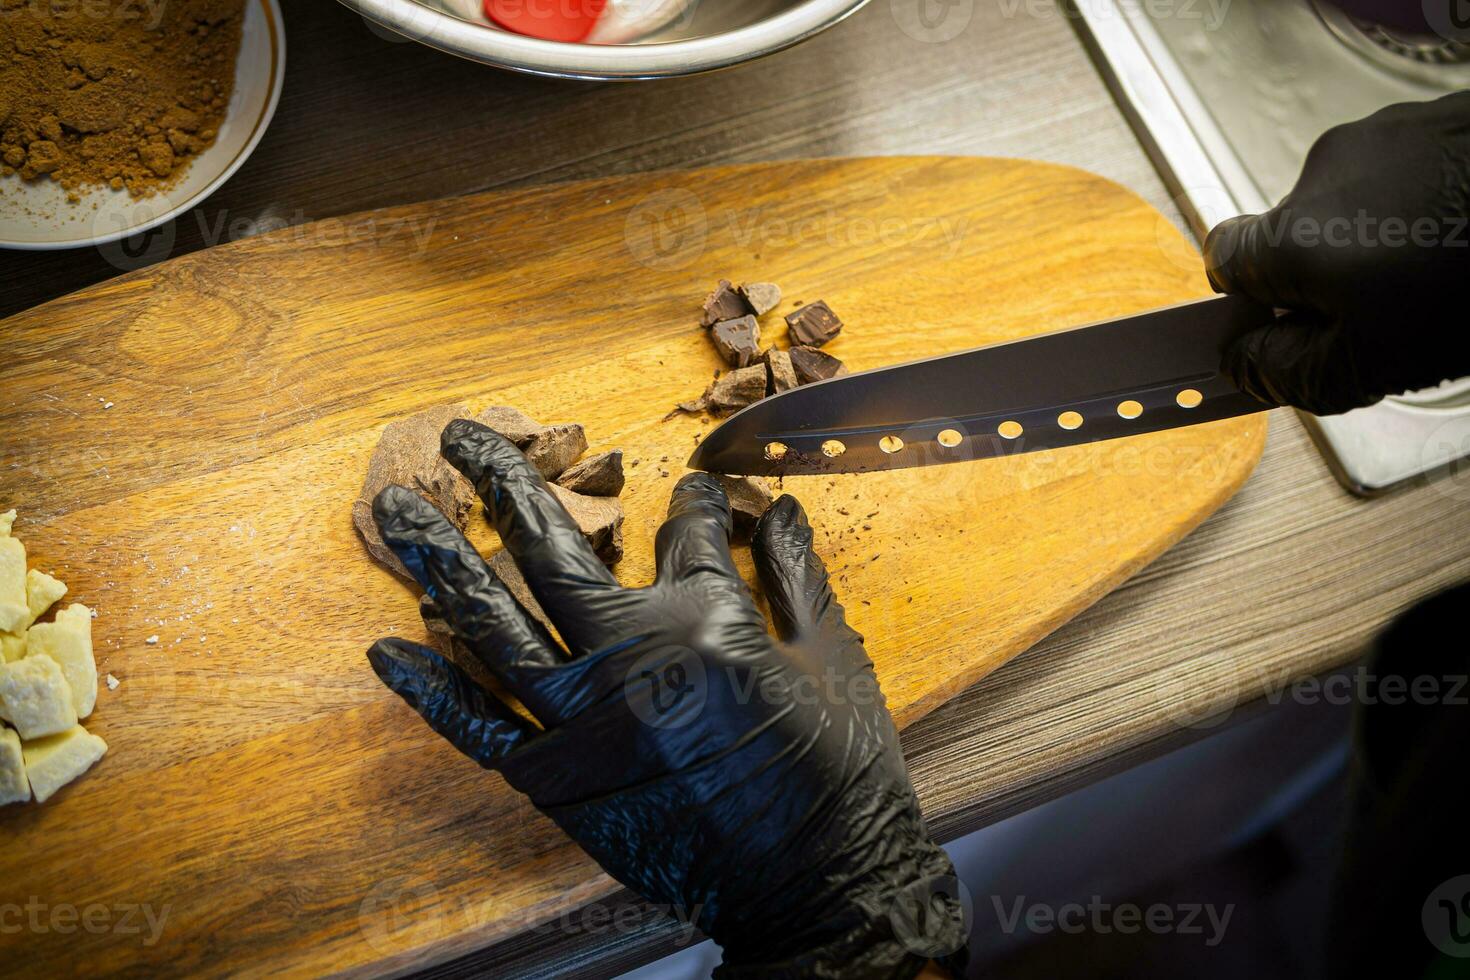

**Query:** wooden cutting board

left=0, top=157, right=1265, bottom=978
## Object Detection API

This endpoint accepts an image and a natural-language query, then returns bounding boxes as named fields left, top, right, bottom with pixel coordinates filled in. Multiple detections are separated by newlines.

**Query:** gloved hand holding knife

left=1204, top=90, right=1470, bottom=415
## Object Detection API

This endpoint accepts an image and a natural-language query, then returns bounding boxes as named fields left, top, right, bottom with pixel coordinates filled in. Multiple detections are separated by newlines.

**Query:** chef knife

left=687, top=294, right=1277, bottom=476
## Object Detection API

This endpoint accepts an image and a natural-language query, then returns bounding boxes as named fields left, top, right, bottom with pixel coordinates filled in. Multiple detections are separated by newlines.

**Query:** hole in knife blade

left=1176, top=389, right=1203, bottom=409
left=1117, top=400, right=1143, bottom=420
left=878, top=435, right=904, bottom=454
left=764, top=441, right=789, bottom=461
left=1057, top=411, right=1083, bottom=430
left=821, top=439, right=846, bottom=458
left=998, top=420, right=1023, bottom=440
left=937, top=429, right=963, bottom=448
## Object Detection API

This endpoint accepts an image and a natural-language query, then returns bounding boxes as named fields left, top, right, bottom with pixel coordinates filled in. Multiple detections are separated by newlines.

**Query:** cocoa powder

left=0, top=0, right=245, bottom=200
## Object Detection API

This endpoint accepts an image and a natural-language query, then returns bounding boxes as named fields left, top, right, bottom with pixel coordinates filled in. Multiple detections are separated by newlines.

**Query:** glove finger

left=374, top=485, right=566, bottom=673
left=1224, top=312, right=1381, bottom=415
left=654, top=474, right=742, bottom=586
left=751, top=494, right=858, bottom=645
left=367, top=638, right=534, bottom=768
left=441, top=419, right=620, bottom=656
left=1203, top=211, right=1312, bottom=311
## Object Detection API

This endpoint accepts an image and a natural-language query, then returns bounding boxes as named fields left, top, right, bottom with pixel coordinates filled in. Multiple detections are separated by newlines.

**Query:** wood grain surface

left=0, top=156, right=1263, bottom=978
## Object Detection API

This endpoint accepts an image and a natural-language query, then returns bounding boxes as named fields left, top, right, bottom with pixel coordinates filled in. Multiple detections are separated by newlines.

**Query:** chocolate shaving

left=739, top=282, right=782, bottom=316
left=789, top=346, right=849, bottom=384
left=711, top=315, right=762, bottom=368
left=557, top=450, right=625, bottom=496
left=785, top=301, right=843, bottom=348
left=700, top=279, right=755, bottom=327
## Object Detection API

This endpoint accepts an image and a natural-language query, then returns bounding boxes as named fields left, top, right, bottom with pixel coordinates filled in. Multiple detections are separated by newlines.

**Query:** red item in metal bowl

left=484, top=0, right=609, bottom=41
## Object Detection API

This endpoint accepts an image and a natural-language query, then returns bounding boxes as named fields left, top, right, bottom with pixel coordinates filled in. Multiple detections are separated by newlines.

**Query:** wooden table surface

left=4, top=1, right=1468, bottom=978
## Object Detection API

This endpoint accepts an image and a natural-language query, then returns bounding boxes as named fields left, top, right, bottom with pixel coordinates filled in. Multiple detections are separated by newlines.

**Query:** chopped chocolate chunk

left=711, top=315, right=762, bottom=368
left=700, top=279, right=754, bottom=328
left=523, top=423, right=588, bottom=481
left=715, top=475, right=775, bottom=536
left=354, top=403, right=478, bottom=581
left=785, top=301, right=843, bottom=347
left=488, top=551, right=555, bottom=634
left=475, top=405, right=542, bottom=447
left=418, top=594, right=502, bottom=689
left=550, top=484, right=624, bottom=564
left=765, top=348, right=800, bottom=395
left=789, top=346, right=849, bottom=385
left=739, top=282, right=782, bottom=316
left=674, top=364, right=768, bottom=417
left=557, top=450, right=625, bottom=496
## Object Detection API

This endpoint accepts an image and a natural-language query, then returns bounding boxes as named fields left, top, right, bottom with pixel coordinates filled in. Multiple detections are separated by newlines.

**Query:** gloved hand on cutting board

left=1203, top=90, right=1470, bottom=416
left=366, top=419, right=969, bottom=979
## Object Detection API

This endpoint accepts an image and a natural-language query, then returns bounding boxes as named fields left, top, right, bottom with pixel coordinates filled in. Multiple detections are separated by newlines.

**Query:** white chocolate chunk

left=22, top=725, right=107, bottom=804
left=0, top=632, right=24, bottom=663
left=0, top=655, right=78, bottom=739
left=25, top=605, right=96, bottom=719
left=0, top=726, right=29, bottom=806
left=0, top=537, right=26, bottom=634
left=24, top=569, right=67, bottom=630
left=0, top=510, right=14, bottom=536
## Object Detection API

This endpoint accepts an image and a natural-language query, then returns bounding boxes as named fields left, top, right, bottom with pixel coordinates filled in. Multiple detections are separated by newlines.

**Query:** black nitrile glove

left=366, top=420, right=969, bottom=979
left=1203, top=91, right=1470, bottom=415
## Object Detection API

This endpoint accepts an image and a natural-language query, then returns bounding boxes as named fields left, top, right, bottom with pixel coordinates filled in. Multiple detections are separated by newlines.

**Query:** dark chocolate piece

left=765, top=348, right=800, bottom=395
left=700, top=279, right=754, bottom=328
left=789, top=345, right=849, bottom=385
left=551, top=483, right=624, bottom=564
left=785, top=300, right=843, bottom=348
left=715, top=475, right=775, bottom=536
left=353, top=403, right=478, bottom=581
left=523, top=423, right=588, bottom=481
left=556, top=450, right=625, bottom=496
left=474, top=405, right=542, bottom=447
left=739, top=282, right=782, bottom=316
left=711, top=315, right=762, bottom=368
left=675, top=364, right=769, bottom=416
left=488, top=551, right=556, bottom=634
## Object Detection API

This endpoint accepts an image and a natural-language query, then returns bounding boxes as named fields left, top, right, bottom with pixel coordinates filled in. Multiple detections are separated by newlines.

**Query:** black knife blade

left=687, top=294, right=1275, bottom=476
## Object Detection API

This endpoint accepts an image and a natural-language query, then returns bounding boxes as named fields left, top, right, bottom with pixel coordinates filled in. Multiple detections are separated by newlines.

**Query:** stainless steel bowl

left=340, top=0, right=872, bottom=80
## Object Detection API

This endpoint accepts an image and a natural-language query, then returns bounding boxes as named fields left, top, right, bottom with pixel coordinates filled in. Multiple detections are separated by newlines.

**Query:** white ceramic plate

left=0, top=0, right=286, bottom=251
